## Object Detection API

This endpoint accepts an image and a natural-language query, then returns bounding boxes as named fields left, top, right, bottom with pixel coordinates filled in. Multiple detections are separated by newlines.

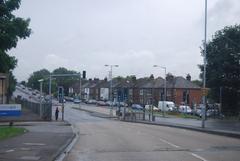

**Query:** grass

left=0, top=126, right=26, bottom=140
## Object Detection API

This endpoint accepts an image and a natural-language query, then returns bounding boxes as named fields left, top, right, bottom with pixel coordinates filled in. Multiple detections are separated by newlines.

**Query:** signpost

left=0, top=104, right=21, bottom=117
left=58, top=86, right=64, bottom=121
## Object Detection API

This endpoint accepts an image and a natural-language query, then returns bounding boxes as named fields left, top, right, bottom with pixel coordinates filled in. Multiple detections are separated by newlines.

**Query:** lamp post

left=38, top=79, right=44, bottom=119
left=202, top=0, right=208, bottom=128
left=105, top=64, right=119, bottom=116
left=153, top=65, right=166, bottom=117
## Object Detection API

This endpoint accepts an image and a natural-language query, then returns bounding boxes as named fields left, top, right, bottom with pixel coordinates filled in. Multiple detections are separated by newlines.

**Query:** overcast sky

left=9, top=0, right=240, bottom=81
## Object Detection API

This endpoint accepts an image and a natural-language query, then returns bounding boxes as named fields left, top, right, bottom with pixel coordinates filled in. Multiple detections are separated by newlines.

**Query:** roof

left=172, top=76, right=201, bottom=89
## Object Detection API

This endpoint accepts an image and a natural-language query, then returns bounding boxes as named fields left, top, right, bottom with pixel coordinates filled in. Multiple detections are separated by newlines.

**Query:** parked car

left=178, top=105, right=192, bottom=114
left=131, top=104, right=143, bottom=110
left=65, top=96, right=74, bottom=102
left=73, top=99, right=81, bottom=104
left=106, top=101, right=113, bottom=106
left=97, top=101, right=108, bottom=106
left=118, top=102, right=128, bottom=107
left=158, top=101, right=175, bottom=112
left=86, top=99, right=97, bottom=104
left=145, top=105, right=159, bottom=111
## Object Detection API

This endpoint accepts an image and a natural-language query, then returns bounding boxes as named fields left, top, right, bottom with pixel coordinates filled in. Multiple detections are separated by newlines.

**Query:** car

left=115, top=102, right=128, bottom=107
left=74, top=99, right=81, bottom=104
left=106, top=101, right=112, bottom=106
left=145, top=105, right=159, bottom=111
left=65, top=96, right=74, bottom=102
left=97, top=101, right=107, bottom=106
left=178, top=105, right=192, bottom=114
left=86, top=99, right=97, bottom=104
left=131, top=104, right=143, bottom=110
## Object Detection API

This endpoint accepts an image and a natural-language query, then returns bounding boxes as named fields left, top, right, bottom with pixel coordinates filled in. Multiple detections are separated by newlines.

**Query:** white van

left=158, top=101, right=175, bottom=112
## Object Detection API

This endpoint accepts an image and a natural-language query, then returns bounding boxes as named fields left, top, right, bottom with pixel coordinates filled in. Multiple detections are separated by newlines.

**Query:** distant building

left=71, top=74, right=202, bottom=107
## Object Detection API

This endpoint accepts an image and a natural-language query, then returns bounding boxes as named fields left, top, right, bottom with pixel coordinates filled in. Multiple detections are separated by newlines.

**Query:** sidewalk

left=0, top=121, right=74, bottom=161
left=75, top=104, right=240, bottom=138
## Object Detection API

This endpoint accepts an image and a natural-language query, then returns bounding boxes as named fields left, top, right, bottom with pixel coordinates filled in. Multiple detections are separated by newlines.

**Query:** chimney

left=166, top=73, right=174, bottom=81
left=186, top=74, right=191, bottom=81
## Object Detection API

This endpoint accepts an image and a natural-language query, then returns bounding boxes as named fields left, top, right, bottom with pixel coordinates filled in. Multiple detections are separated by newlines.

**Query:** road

left=62, top=103, right=240, bottom=161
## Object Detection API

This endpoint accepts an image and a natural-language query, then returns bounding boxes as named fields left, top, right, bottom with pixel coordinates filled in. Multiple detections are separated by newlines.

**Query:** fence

left=15, top=98, right=52, bottom=121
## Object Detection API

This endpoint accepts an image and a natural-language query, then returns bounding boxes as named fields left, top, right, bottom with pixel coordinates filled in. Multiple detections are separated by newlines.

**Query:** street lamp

left=153, top=65, right=166, bottom=117
left=202, top=0, right=208, bottom=128
left=105, top=64, right=119, bottom=116
left=38, top=79, right=44, bottom=119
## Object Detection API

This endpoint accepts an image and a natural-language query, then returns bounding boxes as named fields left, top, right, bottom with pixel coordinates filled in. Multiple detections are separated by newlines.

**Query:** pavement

left=0, top=121, right=75, bottom=161
left=72, top=103, right=240, bottom=138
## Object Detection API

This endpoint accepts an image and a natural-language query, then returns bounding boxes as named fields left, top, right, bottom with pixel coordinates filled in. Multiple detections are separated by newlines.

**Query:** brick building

left=72, top=75, right=202, bottom=107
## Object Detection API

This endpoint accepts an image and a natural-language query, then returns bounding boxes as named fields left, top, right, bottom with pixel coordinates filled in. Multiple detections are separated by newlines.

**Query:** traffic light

left=82, top=71, right=86, bottom=79
left=58, top=86, right=64, bottom=103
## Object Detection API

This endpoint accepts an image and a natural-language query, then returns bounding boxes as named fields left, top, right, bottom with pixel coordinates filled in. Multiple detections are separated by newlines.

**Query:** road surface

left=62, top=103, right=240, bottom=161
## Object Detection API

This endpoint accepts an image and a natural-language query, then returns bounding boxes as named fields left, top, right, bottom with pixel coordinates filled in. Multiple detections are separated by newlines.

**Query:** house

left=95, top=78, right=110, bottom=101
left=70, top=74, right=202, bottom=107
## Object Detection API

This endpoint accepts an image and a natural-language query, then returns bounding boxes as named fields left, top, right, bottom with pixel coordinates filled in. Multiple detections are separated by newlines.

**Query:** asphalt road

left=62, top=103, right=240, bottom=161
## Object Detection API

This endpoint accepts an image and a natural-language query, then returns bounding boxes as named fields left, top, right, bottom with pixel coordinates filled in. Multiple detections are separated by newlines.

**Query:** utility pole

left=79, top=72, right=81, bottom=109
left=105, top=64, right=119, bottom=116
left=38, top=79, right=43, bottom=119
left=202, top=0, right=208, bottom=128
left=153, top=65, right=166, bottom=117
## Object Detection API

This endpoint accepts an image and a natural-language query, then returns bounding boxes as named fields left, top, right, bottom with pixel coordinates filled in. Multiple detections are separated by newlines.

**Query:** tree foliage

left=52, top=67, right=79, bottom=95
left=27, top=69, right=50, bottom=92
left=200, top=25, right=240, bottom=114
left=0, top=0, right=31, bottom=97
left=27, top=67, right=80, bottom=96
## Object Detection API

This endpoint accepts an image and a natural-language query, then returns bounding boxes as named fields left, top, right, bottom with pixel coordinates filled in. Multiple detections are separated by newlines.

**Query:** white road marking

left=5, top=149, right=14, bottom=153
left=159, top=138, right=180, bottom=148
left=23, top=143, right=46, bottom=146
left=191, top=153, right=208, bottom=161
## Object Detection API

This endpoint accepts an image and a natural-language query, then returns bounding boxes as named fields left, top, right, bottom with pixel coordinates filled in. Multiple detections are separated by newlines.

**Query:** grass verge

left=0, top=126, right=26, bottom=140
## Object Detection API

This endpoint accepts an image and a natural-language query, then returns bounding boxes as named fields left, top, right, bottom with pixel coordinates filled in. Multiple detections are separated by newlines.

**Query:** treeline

left=25, top=67, right=80, bottom=96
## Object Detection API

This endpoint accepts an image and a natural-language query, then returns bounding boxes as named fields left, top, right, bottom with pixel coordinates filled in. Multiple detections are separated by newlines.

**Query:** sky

left=9, top=0, right=240, bottom=81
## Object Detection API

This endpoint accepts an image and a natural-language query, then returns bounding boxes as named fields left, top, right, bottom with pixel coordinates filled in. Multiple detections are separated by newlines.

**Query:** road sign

left=0, top=104, right=21, bottom=117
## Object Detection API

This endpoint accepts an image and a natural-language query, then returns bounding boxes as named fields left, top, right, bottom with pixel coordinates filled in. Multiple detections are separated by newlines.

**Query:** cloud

left=43, top=54, right=69, bottom=70
left=208, top=0, right=240, bottom=34
left=10, top=0, right=240, bottom=81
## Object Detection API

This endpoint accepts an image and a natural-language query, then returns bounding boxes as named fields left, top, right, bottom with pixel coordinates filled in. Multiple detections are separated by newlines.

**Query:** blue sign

left=0, top=104, right=21, bottom=117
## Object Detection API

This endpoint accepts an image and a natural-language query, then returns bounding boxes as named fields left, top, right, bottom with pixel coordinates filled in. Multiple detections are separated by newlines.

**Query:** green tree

left=0, top=0, right=31, bottom=98
left=200, top=25, right=240, bottom=114
left=52, top=67, right=79, bottom=96
left=27, top=69, right=50, bottom=93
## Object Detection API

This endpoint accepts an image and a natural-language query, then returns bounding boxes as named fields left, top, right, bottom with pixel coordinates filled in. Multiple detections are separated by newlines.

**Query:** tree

left=200, top=25, right=240, bottom=114
left=52, top=67, right=79, bottom=96
left=27, top=69, right=50, bottom=93
left=191, top=80, right=202, bottom=87
left=0, top=0, right=31, bottom=98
